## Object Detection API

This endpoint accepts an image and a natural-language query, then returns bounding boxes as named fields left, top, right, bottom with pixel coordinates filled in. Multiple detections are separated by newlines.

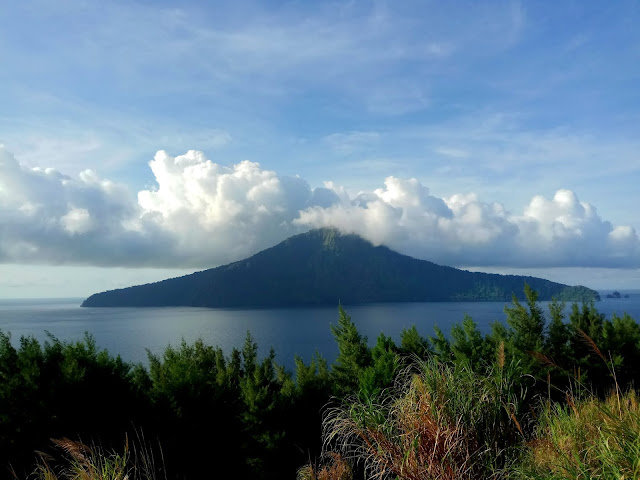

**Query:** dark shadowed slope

left=82, top=228, right=599, bottom=307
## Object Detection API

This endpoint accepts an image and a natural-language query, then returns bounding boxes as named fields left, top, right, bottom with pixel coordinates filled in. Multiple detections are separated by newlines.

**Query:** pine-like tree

left=330, top=305, right=372, bottom=396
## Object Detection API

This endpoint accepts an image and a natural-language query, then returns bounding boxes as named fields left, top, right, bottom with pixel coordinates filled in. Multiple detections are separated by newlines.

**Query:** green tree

left=399, top=325, right=431, bottom=358
left=295, top=352, right=331, bottom=396
left=602, top=313, right=640, bottom=387
left=545, top=297, right=569, bottom=363
left=330, top=306, right=372, bottom=396
left=450, top=314, right=491, bottom=371
left=359, top=333, right=398, bottom=398
left=504, top=284, right=545, bottom=371
left=430, top=325, right=452, bottom=360
left=567, top=302, right=609, bottom=388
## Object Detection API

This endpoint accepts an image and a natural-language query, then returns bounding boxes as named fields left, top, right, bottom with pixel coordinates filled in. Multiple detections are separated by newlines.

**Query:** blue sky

left=1, top=0, right=639, bottom=297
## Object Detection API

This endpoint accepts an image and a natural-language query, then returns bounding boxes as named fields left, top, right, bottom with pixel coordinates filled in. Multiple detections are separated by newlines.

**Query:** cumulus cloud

left=296, top=183, right=640, bottom=268
left=135, top=150, right=337, bottom=264
left=61, top=207, right=93, bottom=235
left=0, top=146, right=638, bottom=269
left=0, top=146, right=174, bottom=266
left=0, top=147, right=337, bottom=267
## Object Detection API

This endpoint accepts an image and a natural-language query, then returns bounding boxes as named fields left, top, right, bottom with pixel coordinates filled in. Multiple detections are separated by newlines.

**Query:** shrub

left=516, top=390, right=640, bottom=479
left=322, top=352, right=527, bottom=480
left=24, top=435, right=164, bottom=480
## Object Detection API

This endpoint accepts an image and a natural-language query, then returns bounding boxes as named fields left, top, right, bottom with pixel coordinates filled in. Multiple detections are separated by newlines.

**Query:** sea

left=1, top=292, right=639, bottom=370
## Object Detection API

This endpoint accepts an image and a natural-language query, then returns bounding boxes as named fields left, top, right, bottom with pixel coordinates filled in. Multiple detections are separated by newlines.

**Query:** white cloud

left=0, top=147, right=638, bottom=270
left=323, top=131, right=380, bottom=155
left=295, top=178, right=640, bottom=269
left=135, top=150, right=325, bottom=263
left=61, top=207, right=92, bottom=235
left=0, top=146, right=172, bottom=266
left=434, top=147, right=469, bottom=159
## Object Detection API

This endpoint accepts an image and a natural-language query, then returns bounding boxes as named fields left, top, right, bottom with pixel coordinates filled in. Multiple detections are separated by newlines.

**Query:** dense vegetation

left=2, top=286, right=638, bottom=479
left=82, top=229, right=599, bottom=307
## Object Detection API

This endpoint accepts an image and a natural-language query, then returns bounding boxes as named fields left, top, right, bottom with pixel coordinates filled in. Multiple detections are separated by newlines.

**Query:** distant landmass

left=82, top=228, right=600, bottom=308
left=606, top=291, right=630, bottom=299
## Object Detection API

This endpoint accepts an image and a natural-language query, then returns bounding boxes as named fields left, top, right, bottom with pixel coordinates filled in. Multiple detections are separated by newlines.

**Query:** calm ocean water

left=1, top=292, right=639, bottom=369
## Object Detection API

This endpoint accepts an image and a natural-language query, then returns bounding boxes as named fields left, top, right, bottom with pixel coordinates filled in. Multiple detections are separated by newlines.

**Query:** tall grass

left=517, top=390, right=640, bottom=479
left=516, top=327, right=640, bottom=479
left=297, top=452, right=352, bottom=480
left=320, top=352, right=527, bottom=480
left=22, top=434, right=165, bottom=480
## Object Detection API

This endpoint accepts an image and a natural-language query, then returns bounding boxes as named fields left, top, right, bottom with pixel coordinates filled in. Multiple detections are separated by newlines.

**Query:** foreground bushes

left=518, top=391, right=640, bottom=479
left=25, top=435, right=163, bottom=480
left=24, top=384, right=640, bottom=480
left=322, top=354, right=526, bottom=479
left=307, top=369, right=640, bottom=480
left=3, top=287, right=640, bottom=479
left=0, top=333, right=144, bottom=477
left=0, top=332, right=331, bottom=480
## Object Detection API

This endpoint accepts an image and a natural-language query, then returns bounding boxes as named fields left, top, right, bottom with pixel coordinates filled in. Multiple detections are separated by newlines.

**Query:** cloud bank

left=1, top=147, right=637, bottom=269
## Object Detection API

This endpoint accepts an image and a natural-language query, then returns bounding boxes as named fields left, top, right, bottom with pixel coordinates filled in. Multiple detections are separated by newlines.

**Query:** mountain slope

left=81, top=228, right=599, bottom=307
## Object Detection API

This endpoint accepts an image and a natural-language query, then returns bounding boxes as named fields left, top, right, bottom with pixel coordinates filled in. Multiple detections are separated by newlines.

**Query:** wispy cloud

left=433, top=147, right=469, bottom=159
left=323, top=131, right=380, bottom=155
left=0, top=0, right=526, bottom=123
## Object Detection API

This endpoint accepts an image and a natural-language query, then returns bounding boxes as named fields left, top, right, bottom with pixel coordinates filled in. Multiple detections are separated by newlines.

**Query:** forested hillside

left=82, top=229, right=599, bottom=307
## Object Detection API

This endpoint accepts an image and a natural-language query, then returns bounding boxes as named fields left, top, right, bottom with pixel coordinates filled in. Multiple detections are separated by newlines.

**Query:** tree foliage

left=3, top=287, right=640, bottom=479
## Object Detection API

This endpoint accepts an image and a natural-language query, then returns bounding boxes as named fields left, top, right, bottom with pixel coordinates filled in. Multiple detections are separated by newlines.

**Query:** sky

left=1, top=0, right=639, bottom=298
